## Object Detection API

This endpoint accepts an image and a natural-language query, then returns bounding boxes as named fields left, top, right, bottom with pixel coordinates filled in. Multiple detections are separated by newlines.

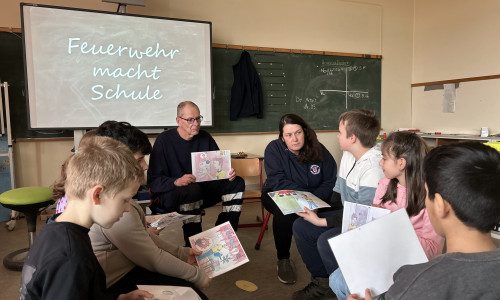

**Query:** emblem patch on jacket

left=310, top=165, right=320, bottom=175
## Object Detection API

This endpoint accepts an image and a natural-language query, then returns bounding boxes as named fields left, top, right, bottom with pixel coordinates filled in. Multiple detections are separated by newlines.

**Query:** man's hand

left=228, top=168, right=237, bottom=181
left=296, top=207, right=327, bottom=227
left=187, top=248, right=202, bottom=266
left=118, top=289, right=154, bottom=300
left=348, top=288, right=373, bottom=300
left=174, top=174, right=196, bottom=186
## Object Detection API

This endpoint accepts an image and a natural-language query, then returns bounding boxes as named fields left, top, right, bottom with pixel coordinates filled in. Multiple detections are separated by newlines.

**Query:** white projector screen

left=21, top=3, right=212, bottom=129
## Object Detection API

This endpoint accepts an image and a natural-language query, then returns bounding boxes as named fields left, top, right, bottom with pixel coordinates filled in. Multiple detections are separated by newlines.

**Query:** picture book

left=267, top=190, right=330, bottom=215
left=137, top=285, right=200, bottom=300
left=191, top=150, right=231, bottom=182
left=341, top=201, right=390, bottom=233
left=328, top=209, right=428, bottom=297
left=145, top=212, right=196, bottom=230
left=189, top=221, right=249, bottom=278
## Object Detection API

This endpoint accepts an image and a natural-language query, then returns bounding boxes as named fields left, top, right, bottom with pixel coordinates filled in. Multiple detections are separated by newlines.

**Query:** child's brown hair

left=339, top=109, right=380, bottom=148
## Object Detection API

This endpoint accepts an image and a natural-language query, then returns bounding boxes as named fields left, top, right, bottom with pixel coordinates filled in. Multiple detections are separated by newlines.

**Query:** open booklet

left=329, top=209, right=428, bottom=297
left=191, top=150, right=231, bottom=182
left=145, top=212, right=196, bottom=230
left=267, top=190, right=330, bottom=215
left=341, top=201, right=390, bottom=233
left=189, top=221, right=249, bottom=278
left=137, top=285, right=200, bottom=300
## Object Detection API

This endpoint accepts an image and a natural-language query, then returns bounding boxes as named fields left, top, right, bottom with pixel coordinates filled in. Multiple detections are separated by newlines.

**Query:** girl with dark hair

left=330, top=131, right=444, bottom=300
left=262, top=114, right=337, bottom=285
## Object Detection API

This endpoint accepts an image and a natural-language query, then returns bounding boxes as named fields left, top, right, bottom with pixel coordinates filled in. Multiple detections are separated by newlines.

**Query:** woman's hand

left=296, top=207, right=327, bottom=227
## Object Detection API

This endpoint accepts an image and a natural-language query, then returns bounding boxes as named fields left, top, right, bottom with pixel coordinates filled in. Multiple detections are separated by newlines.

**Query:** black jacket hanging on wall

left=230, top=50, right=264, bottom=120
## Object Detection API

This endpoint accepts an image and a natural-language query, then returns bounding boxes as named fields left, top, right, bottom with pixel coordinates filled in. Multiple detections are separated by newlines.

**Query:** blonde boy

left=20, top=136, right=152, bottom=300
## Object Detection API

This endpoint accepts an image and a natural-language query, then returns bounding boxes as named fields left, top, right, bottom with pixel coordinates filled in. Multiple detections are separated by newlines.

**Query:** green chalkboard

left=208, top=48, right=381, bottom=133
left=0, top=31, right=73, bottom=139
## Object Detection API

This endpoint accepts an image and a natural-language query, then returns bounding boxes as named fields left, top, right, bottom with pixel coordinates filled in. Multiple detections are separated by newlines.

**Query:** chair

left=232, top=157, right=266, bottom=229
left=0, top=187, right=53, bottom=271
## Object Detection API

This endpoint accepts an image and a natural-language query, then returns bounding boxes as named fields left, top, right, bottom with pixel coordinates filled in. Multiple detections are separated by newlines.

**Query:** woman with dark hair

left=262, top=114, right=337, bottom=285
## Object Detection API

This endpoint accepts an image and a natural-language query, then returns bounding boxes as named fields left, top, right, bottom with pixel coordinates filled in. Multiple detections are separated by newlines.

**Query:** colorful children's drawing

left=267, top=190, right=331, bottom=215
left=145, top=212, right=196, bottom=230
left=189, top=221, right=249, bottom=278
left=191, top=150, right=231, bottom=182
left=341, top=201, right=390, bottom=233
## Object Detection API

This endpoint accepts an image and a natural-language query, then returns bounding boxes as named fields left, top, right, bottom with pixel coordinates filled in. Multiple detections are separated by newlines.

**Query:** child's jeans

left=330, top=268, right=349, bottom=300
left=330, top=268, right=382, bottom=300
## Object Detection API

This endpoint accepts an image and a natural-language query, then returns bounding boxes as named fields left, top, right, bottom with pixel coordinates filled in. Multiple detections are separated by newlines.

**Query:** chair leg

left=254, top=211, right=271, bottom=250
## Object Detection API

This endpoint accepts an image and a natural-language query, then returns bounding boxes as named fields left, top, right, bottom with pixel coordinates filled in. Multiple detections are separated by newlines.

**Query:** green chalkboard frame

left=208, top=45, right=381, bottom=134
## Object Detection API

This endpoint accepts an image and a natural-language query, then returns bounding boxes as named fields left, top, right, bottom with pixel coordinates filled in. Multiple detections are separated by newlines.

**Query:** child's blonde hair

left=51, top=130, right=98, bottom=201
left=64, top=135, right=144, bottom=200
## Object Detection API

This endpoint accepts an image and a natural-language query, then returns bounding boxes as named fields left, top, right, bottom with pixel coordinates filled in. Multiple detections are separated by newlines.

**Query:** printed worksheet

left=341, top=201, right=390, bottom=233
left=329, top=209, right=428, bottom=297
left=189, top=222, right=249, bottom=278
left=145, top=212, right=196, bottom=230
left=191, top=150, right=231, bottom=182
left=137, top=285, right=200, bottom=300
left=267, top=190, right=330, bottom=215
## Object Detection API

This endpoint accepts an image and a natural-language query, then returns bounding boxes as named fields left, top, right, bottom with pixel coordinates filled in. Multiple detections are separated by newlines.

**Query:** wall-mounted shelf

left=418, top=134, right=500, bottom=148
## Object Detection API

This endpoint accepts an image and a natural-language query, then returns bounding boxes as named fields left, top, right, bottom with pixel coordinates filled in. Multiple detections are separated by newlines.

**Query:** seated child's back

left=20, top=136, right=149, bottom=300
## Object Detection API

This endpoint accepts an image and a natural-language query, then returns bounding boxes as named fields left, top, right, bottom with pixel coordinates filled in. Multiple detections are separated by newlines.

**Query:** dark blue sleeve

left=147, top=133, right=177, bottom=193
left=263, top=140, right=302, bottom=192
left=208, top=133, right=219, bottom=151
left=311, top=145, right=337, bottom=200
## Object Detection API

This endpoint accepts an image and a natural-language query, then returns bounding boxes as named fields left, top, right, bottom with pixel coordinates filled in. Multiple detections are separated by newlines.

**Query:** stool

left=0, top=187, right=53, bottom=271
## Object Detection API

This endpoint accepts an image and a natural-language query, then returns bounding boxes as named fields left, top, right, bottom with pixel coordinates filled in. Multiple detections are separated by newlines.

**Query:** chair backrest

left=232, top=158, right=266, bottom=227
left=231, top=158, right=261, bottom=179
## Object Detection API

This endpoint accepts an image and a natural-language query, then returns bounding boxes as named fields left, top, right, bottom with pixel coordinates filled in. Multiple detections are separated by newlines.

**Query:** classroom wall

left=411, top=0, right=500, bottom=135
left=1, top=0, right=414, bottom=187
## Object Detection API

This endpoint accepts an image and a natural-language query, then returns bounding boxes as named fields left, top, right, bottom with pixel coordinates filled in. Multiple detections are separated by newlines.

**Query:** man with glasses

left=148, top=101, right=245, bottom=246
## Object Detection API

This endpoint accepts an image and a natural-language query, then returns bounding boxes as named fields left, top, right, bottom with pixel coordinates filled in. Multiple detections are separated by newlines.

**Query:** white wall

left=412, top=0, right=500, bottom=134
left=2, top=0, right=415, bottom=187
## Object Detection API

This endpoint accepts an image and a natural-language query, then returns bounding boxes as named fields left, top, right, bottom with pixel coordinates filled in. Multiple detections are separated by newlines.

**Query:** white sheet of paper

left=328, top=209, right=428, bottom=297
left=145, top=212, right=196, bottom=229
left=137, top=285, right=200, bottom=300
left=341, top=201, right=390, bottom=233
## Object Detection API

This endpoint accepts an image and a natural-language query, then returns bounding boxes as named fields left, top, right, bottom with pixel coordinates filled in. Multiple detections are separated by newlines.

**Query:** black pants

left=107, top=266, right=208, bottom=300
left=151, top=177, right=245, bottom=246
left=261, top=192, right=299, bottom=260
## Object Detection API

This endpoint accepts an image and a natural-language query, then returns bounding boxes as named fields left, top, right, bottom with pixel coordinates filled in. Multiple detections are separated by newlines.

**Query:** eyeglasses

left=178, top=115, right=203, bottom=124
